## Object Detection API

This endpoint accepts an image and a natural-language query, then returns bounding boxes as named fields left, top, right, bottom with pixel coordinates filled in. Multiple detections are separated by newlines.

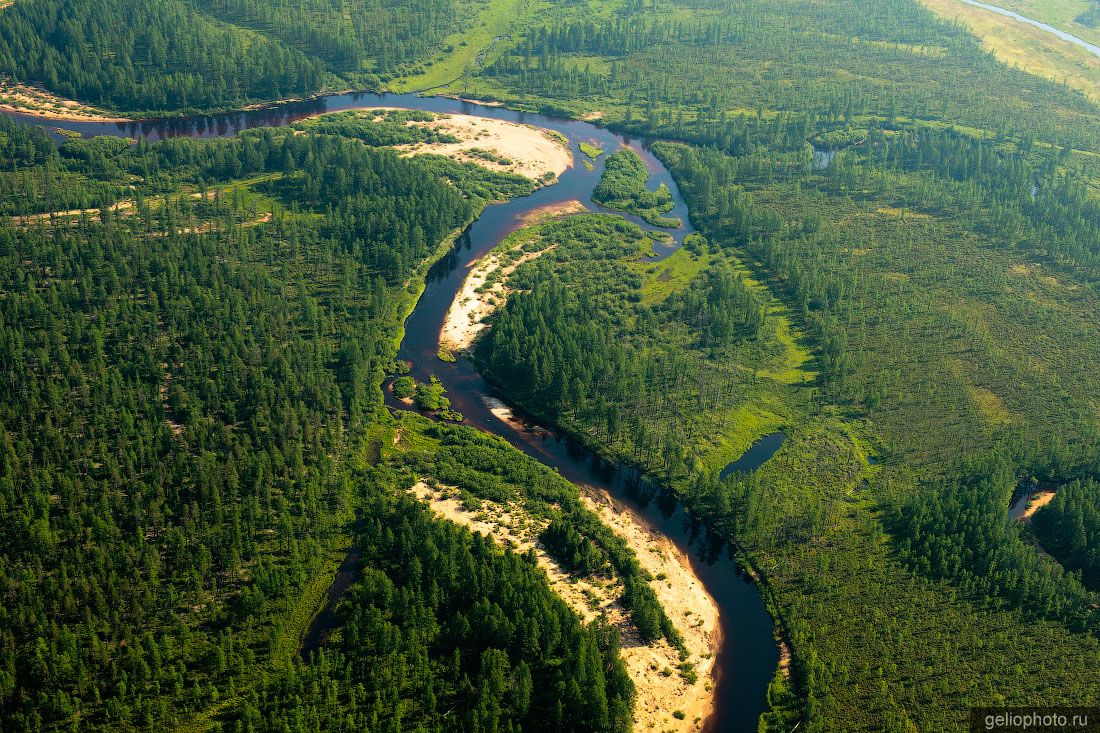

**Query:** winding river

left=5, top=92, right=779, bottom=732
left=958, top=0, right=1100, bottom=59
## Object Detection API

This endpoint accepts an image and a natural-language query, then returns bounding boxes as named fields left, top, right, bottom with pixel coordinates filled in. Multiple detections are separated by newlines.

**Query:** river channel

left=6, top=91, right=781, bottom=732
left=959, top=0, right=1100, bottom=58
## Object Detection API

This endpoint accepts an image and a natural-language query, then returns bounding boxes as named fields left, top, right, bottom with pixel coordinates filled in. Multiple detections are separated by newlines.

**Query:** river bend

left=5, top=92, right=779, bottom=732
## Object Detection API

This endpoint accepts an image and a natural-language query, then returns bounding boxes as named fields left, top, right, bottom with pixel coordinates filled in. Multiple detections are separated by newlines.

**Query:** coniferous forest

left=0, top=0, right=1100, bottom=731
left=0, top=112, right=635, bottom=731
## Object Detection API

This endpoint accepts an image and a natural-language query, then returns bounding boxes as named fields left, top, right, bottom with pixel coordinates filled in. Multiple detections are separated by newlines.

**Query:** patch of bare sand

left=409, top=479, right=719, bottom=732
left=0, top=79, right=126, bottom=121
left=14, top=195, right=272, bottom=235
left=518, top=199, right=588, bottom=226
left=581, top=488, right=720, bottom=731
left=171, top=211, right=271, bottom=236
left=442, top=95, right=505, bottom=108
left=239, top=88, right=355, bottom=112
left=1020, top=490, right=1057, bottom=521
left=17, top=188, right=217, bottom=225
left=336, top=108, right=572, bottom=181
left=777, top=638, right=792, bottom=679
left=439, top=200, right=587, bottom=353
left=12, top=200, right=134, bottom=223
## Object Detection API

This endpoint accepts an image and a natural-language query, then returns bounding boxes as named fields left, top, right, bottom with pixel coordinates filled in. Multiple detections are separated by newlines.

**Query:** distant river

left=958, top=0, right=1100, bottom=58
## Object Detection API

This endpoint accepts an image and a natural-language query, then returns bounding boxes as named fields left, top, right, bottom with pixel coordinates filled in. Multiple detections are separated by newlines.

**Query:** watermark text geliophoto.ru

left=971, top=708, right=1100, bottom=732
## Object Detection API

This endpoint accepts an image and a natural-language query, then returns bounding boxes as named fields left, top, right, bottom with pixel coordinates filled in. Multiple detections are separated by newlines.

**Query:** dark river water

left=6, top=91, right=780, bottom=732
left=720, top=432, right=788, bottom=483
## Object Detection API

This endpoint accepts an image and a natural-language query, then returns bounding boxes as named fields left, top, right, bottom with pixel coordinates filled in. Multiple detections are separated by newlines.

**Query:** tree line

left=0, top=121, right=550, bottom=731
left=0, top=0, right=330, bottom=113
left=227, top=464, right=634, bottom=733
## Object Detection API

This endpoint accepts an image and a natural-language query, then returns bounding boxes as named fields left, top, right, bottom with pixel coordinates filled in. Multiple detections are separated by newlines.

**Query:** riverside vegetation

left=0, top=113, right=655, bottom=732
left=457, top=1, right=1100, bottom=731
left=1, top=0, right=1100, bottom=731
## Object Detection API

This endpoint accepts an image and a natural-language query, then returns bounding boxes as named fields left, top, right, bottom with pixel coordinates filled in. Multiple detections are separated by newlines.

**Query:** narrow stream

left=5, top=92, right=780, bottom=732
left=958, top=0, right=1100, bottom=58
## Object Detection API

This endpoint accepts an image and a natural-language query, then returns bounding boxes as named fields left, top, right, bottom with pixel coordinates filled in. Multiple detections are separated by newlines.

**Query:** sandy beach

left=395, top=110, right=572, bottom=180
left=1019, top=489, right=1057, bottom=521
left=410, top=479, right=720, bottom=732
left=0, top=80, right=127, bottom=122
left=439, top=200, right=587, bottom=353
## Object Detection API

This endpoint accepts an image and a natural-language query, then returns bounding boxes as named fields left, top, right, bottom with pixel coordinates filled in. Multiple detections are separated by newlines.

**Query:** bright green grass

left=388, top=0, right=542, bottom=92
left=580, top=141, right=605, bottom=159
left=996, top=0, right=1100, bottom=45
left=691, top=401, right=788, bottom=477
left=630, top=246, right=711, bottom=305
left=733, top=264, right=816, bottom=386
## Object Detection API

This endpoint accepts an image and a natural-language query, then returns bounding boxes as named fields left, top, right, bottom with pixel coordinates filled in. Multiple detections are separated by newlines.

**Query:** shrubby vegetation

left=812, top=125, right=869, bottom=150
left=592, top=149, right=680, bottom=227
left=414, top=375, right=452, bottom=411
left=294, top=109, right=460, bottom=146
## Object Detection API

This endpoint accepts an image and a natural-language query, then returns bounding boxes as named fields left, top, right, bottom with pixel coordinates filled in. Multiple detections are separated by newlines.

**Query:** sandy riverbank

left=1019, top=489, right=1057, bottom=521
left=0, top=80, right=128, bottom=122
left=409, top=479, right=720, bottom=732
left=439, top=200, right=587, bottom=353
left=331, top=107, right=572, bottom=181
left=581, top=488, right=721, bottom=731
left=395, top=110, right=572, bottom=180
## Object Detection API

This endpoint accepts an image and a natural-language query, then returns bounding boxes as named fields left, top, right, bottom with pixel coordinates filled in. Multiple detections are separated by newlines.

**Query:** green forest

left=460, top=0, right=1100, bottom=730
left=0, top=111, right=646, bottom=731
left=1033, top=480, right=1100, bottom=589
left=227, top=455, right=635, bottom=733
left=1, top=0, right=1100, bottom=731
left=0, top=0, right=331, bottom=113
left=0, top=0, right=468, bottom=113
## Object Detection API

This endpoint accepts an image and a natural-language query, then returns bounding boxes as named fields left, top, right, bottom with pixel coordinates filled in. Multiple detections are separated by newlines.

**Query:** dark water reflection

left=720, top=432, right=788, bottom=482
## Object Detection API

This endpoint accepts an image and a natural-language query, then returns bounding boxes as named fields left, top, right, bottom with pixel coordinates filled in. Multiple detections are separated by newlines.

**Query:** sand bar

left=410, top=479, right=720, bottom=732
left=439, top=200, right=587, bottom=353
left=0, top=80, right=127, bottom=122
